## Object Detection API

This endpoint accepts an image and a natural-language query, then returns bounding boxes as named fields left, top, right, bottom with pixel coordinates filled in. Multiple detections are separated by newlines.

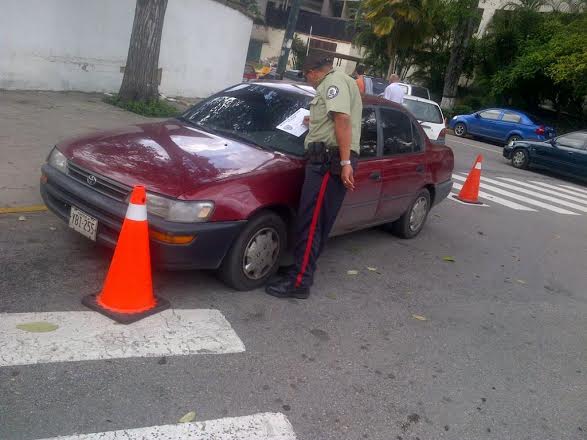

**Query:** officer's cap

left=303, top=53, right=333, bottom=72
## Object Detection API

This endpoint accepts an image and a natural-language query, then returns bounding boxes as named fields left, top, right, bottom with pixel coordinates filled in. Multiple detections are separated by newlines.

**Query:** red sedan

left=41, top=82, right=454, bottom=290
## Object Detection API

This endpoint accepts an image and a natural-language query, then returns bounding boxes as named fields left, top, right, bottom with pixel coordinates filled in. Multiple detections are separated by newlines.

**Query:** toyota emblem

left=87, top=175, right=97, bottom=186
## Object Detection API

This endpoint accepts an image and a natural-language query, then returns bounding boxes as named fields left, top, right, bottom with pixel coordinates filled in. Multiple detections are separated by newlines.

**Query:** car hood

left=58, top=120, right=289, bottom=198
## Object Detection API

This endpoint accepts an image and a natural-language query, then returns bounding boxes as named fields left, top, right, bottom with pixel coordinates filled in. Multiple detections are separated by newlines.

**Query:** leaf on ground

left=18, top=216, right=26, bottom=221
left=178, top=411, right=196, bottom=423
left=367, top=267, right=378, bottom=272
left=412, top=314, right=427, bottom=321
left=325, top=292, right=337, bottom=300
left=16, top=322, right=59, bottom=333
left=442, top=256, right=456, bottom=262
left=516, top=279, right=527, bottom=285
left=347, top=270, right=359, bottom=275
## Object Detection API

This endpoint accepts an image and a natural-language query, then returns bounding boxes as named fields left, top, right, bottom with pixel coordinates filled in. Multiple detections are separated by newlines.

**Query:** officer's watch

left=340, top=160, right=352, bottom=167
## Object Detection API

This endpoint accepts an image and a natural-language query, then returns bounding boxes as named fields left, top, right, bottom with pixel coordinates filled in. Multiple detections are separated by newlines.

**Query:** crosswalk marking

left=529, top=180, right=587, bottom=201
left=36, top=413, right=298, bottom=440
left=451, top=174, right=580, bottom=215
left=0, top=309, right=245, bottom=367
left=559, top=184, right=587, bottom=196
left=497, top=178, right=587, bottom=205
left=451, top=182, right=536, bottom=211
left=465, top=174, right=587, bottom=213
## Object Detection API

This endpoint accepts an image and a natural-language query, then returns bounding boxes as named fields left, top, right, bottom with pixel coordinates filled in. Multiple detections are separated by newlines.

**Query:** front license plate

left=69, top=206, right=98, bottom=241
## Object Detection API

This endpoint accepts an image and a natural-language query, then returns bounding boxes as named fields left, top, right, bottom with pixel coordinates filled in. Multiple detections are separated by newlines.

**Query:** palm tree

left=358, top=0, right=435, bottom=77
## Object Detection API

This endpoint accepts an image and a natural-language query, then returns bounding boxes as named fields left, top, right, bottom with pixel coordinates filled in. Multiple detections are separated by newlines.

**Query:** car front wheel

left=219, top=211, right=286, bottom=291
left=454, top=122, right=467, bottom=137
left=511, top=148, right=529, bottom=169
left=391, top=188, right=431, bottom=239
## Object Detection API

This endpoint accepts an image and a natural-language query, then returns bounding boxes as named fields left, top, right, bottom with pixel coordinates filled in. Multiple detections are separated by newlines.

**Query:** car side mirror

left=474, top=113, right=480, bottom=119
left=550, top=139, right=557, bottom=147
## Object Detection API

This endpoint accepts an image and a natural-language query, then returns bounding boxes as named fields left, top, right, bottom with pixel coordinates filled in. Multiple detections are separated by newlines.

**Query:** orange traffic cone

left=456, top=155, right=483, bottom=204
left=82, top=185, right=169, bottom=324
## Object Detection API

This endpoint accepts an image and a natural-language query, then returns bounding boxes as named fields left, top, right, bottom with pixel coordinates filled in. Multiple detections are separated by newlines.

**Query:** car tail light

left=535, top=125, right=545, bottom=136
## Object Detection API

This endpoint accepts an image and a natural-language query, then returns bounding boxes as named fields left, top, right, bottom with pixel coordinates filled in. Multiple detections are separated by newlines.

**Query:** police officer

left=266, top=54, right=363, bottom=299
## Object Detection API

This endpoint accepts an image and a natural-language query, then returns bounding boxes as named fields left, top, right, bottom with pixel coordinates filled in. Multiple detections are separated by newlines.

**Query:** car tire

left=218, top=211, right=287, bottom=291
left=454, top=122, right=467, bottom=137
left=391, top=188, right=431, bottom=239
left=507, top=134, right=522, bottom=145
left=511, top=148, right=529, bottom=169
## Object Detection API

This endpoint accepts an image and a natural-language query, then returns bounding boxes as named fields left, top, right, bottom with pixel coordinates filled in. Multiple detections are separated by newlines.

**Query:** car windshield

left=182, top=84, right=312, bottom=156
left=403, top=99, right=443, bottom=124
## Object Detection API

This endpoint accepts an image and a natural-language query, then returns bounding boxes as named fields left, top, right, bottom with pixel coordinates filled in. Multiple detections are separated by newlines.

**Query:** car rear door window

left=502, top=112, right=522, bottom=123
left=380, top=108, right=414, bottom=156
left=480, top=110, right=502, bottom=120
left=360, top=108, right=378, bottom=158
left=410, top=86, right=429, bottom=99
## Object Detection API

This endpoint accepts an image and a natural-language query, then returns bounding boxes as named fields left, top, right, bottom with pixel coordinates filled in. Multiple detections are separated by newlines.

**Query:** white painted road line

left=36, top=412, right=297, bottom=440
left=451, top=174, right=579, bottom=214
left=451, top=182, right=536, bottom=211
left=559, top=184, right=587, bottom=196
left=466, top=174, right=587, bottom=213
left=529, top=180, right=587, bottom=201
left=0, top=310, right=245, bottom=367
left=497, top=177, right=587, bottom=205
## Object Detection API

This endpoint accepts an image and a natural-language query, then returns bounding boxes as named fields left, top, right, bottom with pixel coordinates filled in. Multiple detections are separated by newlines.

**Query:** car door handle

left=369, top=171, right=381, bottom=181
left=416, top=164, right=425, bottom=173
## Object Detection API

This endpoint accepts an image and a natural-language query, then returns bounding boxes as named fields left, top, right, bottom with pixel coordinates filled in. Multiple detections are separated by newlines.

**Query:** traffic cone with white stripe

left=82, top=185, right=169, bottom=324
left=456, top=155, right=483, bottom=204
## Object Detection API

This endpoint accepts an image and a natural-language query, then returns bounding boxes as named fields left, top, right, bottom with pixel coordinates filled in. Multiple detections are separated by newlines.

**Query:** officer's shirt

left=304, top=69, right=363, bottom=155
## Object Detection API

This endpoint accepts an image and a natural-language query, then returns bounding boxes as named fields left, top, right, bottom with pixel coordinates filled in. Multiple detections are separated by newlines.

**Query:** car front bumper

left=503, top=147, right=514, bottom=159
left=40, top=164, right=245, bottom=270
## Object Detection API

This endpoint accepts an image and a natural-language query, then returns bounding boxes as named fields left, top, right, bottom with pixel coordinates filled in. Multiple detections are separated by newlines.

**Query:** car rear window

left=183, top=84, right=312, bottom=156
left=403, top=99, right=443, bottom=124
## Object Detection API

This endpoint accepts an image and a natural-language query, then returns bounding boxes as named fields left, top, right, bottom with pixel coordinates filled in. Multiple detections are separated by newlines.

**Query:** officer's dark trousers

left=289, top=163, right=347, bottom=289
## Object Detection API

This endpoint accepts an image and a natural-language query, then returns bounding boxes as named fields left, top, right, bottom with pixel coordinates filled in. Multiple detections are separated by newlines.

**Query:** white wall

left=0, top=0, right=253, bottom=97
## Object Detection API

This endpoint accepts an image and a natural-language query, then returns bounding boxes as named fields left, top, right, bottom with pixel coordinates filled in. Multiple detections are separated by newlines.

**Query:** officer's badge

left=326, top=86, right=339, bottom=99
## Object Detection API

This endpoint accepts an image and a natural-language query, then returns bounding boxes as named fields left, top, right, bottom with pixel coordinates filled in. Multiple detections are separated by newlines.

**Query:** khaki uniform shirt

left=304, top=69, right=363, bottom=155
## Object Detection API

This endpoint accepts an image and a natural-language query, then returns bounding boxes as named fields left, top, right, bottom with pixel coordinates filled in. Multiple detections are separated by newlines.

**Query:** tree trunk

left=119, top=0, right=168, bottom=102
left=440, top=13, right=477, bottom=110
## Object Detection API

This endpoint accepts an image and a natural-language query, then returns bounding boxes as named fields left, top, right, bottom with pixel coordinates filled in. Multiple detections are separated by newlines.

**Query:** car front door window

left=556, top=133, right=587, bottom=150
left=479, top=110, right=502, bottom=120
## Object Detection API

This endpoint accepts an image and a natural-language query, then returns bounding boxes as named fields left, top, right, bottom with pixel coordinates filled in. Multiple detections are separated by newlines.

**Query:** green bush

left=104, top=95, right=179, bottom=117
left=443, top=104, right=473, bottom=120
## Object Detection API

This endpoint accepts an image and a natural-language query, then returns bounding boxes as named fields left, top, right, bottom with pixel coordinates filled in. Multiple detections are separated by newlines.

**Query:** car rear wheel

left=390, top=188, right=431, bottom=239
left=511, top=148, right=529, bottom=169
left=218, top=211, right=286, bottom=291
left=507, top=134, right=522, bottom=145
left=454, top=122, right=467, bottom=137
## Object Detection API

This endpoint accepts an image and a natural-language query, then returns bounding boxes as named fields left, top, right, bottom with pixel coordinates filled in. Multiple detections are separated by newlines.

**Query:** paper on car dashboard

left=276, top=108, right=310, bottom=137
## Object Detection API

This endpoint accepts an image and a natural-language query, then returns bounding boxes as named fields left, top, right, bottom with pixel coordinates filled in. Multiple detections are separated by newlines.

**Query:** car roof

left=403, top=95, right=440, bottom=106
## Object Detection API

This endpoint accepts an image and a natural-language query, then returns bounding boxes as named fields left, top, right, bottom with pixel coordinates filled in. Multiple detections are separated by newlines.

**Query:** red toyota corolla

left=41, top=81, right=454, bottom=290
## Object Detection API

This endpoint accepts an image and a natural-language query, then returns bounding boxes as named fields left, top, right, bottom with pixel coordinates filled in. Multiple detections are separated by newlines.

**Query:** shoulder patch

left=326, top=86, right=339, bottom=99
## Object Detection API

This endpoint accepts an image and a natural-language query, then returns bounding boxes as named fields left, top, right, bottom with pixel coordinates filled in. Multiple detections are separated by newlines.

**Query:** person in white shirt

left=383, top=74, right=405, bottom=104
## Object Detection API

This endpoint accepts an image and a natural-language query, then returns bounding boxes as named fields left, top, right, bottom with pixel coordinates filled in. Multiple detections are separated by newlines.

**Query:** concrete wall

left=0, top=0, right=253, bottom=98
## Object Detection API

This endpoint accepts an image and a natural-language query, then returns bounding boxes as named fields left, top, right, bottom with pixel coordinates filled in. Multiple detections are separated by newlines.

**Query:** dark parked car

left=503, top=130, right=587, bottom=180
left=449, top=108, right=556, bottom=145
left=40, top=82, right=454, bottom=290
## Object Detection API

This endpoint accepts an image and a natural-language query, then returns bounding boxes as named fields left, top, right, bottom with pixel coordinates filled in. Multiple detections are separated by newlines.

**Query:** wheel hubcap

left=409, top=196, right=428, bottom=232
left=242, top=227, right=280, bottom=280
left=455, top=124, right=464, bottom=135
left=513, top=151, right=526, bottom=167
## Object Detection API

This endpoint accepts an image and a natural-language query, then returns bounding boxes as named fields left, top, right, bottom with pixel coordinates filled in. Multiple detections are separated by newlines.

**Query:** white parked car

left=402, top=96, right=447, bottom=144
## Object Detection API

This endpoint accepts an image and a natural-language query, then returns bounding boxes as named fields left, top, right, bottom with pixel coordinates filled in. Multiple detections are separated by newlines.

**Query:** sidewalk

left=0, top=90, right=165, bottom=208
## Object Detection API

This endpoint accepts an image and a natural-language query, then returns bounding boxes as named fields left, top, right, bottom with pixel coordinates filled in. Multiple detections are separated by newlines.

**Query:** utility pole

left=276, top=0, right=302, bottom=77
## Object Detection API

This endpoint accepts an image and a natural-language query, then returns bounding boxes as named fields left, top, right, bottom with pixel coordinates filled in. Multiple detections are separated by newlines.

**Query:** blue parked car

left=449, top=108, right=556, bottom=145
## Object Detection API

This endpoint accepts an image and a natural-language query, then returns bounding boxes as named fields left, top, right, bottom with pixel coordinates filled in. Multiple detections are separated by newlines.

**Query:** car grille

left=67, top=161, right=130, bottom=202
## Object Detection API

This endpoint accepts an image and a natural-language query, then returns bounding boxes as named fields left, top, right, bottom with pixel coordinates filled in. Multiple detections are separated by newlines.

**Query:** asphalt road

left=1, top=134, right=586, bottom=440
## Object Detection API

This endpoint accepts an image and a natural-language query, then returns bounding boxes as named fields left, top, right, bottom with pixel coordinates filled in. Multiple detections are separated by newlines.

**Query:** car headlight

left=145, top=192, right=214, bottom=223
left=47, top=148, right=68, bottom=173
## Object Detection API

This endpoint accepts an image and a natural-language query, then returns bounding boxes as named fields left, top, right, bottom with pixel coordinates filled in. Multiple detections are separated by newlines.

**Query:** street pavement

left=0, top=92, right=586, bottom=440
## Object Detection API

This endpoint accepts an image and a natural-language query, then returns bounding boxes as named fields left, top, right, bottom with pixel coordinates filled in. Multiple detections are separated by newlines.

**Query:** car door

left=331, top=107, right=383, bottom=234
left=553, top=132, right=587, bottom=177
left=476, top=109, right=503, bottom=139
left=500, top=111, right=523, bottom=142
left=375, top=107, right=426, bottom=222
